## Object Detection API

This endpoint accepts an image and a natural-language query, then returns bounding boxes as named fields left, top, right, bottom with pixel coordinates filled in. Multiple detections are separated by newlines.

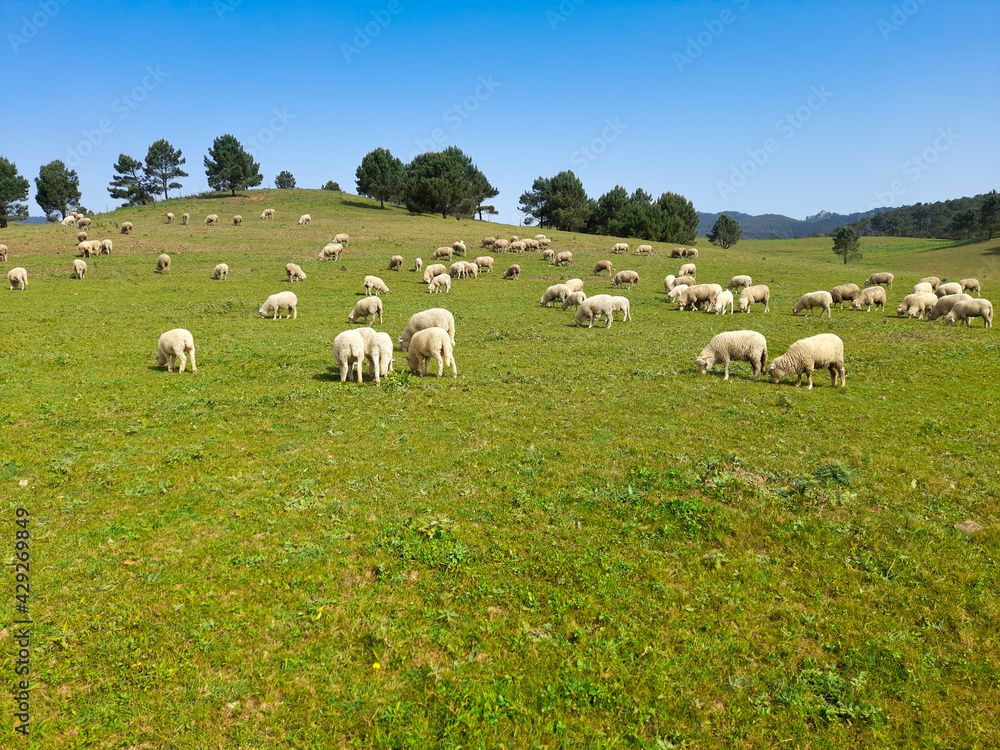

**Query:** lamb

left=727, top=275, right=752, bottom=292
left=232, top=215, right=243, bottom=226
left=793, top=291, right=834, bottom=317
left=407, top=327, right=457, bottom=377
left=552, top=251, right=573, bottom=266
left=348, top=296, right=383, bottom=325
left=100, top=239, right=112, bottom=255
left=166, top=212, right=174, bottom=224
left=676, top=283, right=719, bottom=311
left=399, top=308, right=455, bottom=352
left=365, top=331, right=394, bottom=384
left=156, top=254, right=171, bottom=273
left=918, top=276, right=941, bottom=290
left=671, top=248, right=685, bottom=258
left=318, top=243, right=343, bottom=260
left=493, top=239, right=510, bottom=251
left=611, top=242, right=629, bottom=254
left=481, top=237, right=496, bottom=248
left=120, top=221, right=133, bottom=235
left=542, top=249, right=555, bottom=262
left=298, top=214, right=311, bottom=225
left=432, top=246, right=454, bottom=260
left=60, top=216, right=76, bottom=227
left=672, top=275, right=696, bottom=289
left=476, top=256, right=494, bottom=273
left=679, top=263, right=697, bottom=278
left=943, top=298, right=993, bottom=328
left=364, top=275, right=389, bottom=296
left=574, top=294, right=615, bottom=328
left=0, top=245, right=7, bottom=261
left=830, top=283, right=860, bottom=307
left=76, top=231, right=88, bottom=242
left=711, top=289, right=734, bottom=314
left=768, top=333, right=845, bottom=389
left=611, top=270, right=639, bottom=288
left=7, top=267, right=27, bottom=290
left=286, top=263, right=307, bottom=282
left=452, top=240, right=467, bottom=256
left=205, top=214, right=219, bottom=226
left=912, top=282, right=933, bottom=295
left=259, top=291, right=298, bottom=319
left=565, top=278, right=584, bottom=293
left=540, top=284, right=571, bottom=306
left=449, top=262, right=468, bottom=279
left=76, top=217, right=91, bottom=229
left=503, top=264, right=520, bottom=280
left=667, top=284, right=689, bottom=301
left=415, top=258, right=422, bottom=273
left=422, top=263, right=447, bottom=283
left=935, top=282, right=963, bottom=298
left=850, top=286, right=886, bottom=312
left=926, top=293, right=972, bottom=321
left=156, top=329, right=197, bottom=374
left=610, top=295, right=632, bottom=322
left=333, top=330, right=366, bottom=382
left=960, top=278, right=981, bottom=295
left=738, top=284, right=771, bottom=313
left=428, top=273, right=451, bottom=293
left=635, top=244, right=653, bottom=255
left=594, top=260, right=614, bottom=276
left=864, top=272, right=894, bottom=289
left=213, top=263, right=229, bottom=280
left=72, top=259, right=87, bottom=279
left=181, top=213, right=190, bottom=225
left=896, top=292, right=938, bottom=319
left=683, top=248, right=699, bottom=259
left=261, top=208, right=275, bottom=219
left=463, top=261, right=479, bottom=279
left=388, top=255, right=404, bottom=271
left=561, top=291, right=588, bottom=310
left=696, top=331, right=768, bottom=381
left=333, top=232, right=349, bottom=245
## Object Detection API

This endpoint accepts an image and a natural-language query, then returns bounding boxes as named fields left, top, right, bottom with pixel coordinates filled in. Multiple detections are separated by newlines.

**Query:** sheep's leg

left=188, top=348, right=197, bottom=374
left=177, top=351, right=187, bottom=373
left=167, top=354, right=175, bottom=373
left=723, top=359, right=730, bottom=380
left=449, top=355, right=457, bottom=378
left=433, top=352, right=444, bottom=377
left=355, top=360, right=364, bottom=383
left=806, top=368, right=814, bottom=389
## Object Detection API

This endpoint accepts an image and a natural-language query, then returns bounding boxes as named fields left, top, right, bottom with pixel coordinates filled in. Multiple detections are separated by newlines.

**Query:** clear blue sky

left=3, top=0, right=997, bottom=224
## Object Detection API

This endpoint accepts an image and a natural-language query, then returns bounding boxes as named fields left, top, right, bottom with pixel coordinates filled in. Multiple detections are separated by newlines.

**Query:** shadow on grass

left=339, top=200, right=387, bottom=211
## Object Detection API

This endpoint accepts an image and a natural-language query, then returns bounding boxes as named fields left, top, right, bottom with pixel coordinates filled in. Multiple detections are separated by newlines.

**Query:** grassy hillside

left=2, top=189, right=998, bottom=748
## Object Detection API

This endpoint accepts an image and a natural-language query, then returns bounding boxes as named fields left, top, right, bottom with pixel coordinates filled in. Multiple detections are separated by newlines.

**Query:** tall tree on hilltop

left=0, top=157, right=30, bottom=228
left=402, top=146, right=495, bottom=219
left=831, top=226, right=862, bottom=265
left=355, top=148, right=403, bottom=209
left=204, top=134, right=262, bottom=195
left=35, top=160, right=81, bottom=220
left=108, top=153, right=156, bottom=207
left=275, top=171, right=296, bottom=189
left=144, top=139, right=188, bottom=200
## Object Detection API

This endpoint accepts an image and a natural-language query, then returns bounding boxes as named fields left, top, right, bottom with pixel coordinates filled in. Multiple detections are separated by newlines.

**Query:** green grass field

left=3, top=189, right=998, bottom=748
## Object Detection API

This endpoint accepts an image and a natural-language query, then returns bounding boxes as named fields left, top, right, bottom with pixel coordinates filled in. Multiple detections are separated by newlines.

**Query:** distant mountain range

left=19, top=217, right=52, bottom=225
left=697, top=208, right=891, bottom=240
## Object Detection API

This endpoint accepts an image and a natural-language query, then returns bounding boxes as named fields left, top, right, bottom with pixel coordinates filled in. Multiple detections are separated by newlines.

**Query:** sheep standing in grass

left=672, top=275, right=696, bottom=289
left=213, top=263, right=229, bottom=280
left=399, top=309, right=455, bottom=352
left=553, top=251, right=573, bottom=266
left=298, top=214, right=311, bottom=225
left=481, top=237, right=496, bottom=249
left=926, top=293, right=972, bottom=321
left=366, top=331, right=394, bottom=384
left=100, top=239, right=113, bottom=255
left=561, top=291, right=587, bottom=310
left=738, top=284, right=771, bottom=313
left=850, top=286, right=886, bottom=312
left=663, top=275, right=676, bottom=292
left=181, top=213, right=189, bottom=225
left=540, top=284, right=571, bottom=307
left=493, top=239, right=510, bottom=252
left=610, top=295, right=632, bottom=322
left=449, top=262, right=468, bottom=279
left=595, top=260, right=613, bottom=276
left=793, top=291, right=834, bottom=317
left=72, top=259, right=87, bottom=279
left=696, top=331, right=768, bottom=381
left=156, top=329, right=197, bottom=374
left=156, top=254, right=171, bottom=273
left=0, top=245, right=7, bottom=261
left=830, top=283, right=860, bottom=307
left=76, top=231, right=88, bottom=242
left=319, top=243, right=343, bottom=260
left=935, top=282, right=963, bottom=298
left=364, top=275, right=389, bottom=296
left=912, top=282, right=933, bottom=295
left=768, top=333, right=845, bottom=389
left=333, top=330, right=366, bottom=382
left=864, top=272, right=894, bottom=289
left=120, top=221, right=133, bottom=235
left=944, top=299, right=993, bottom=328
left=60, top=216, right=75, bottom=227
left=259, top=291, right=298, bottom=319
left=463, top=261, right=479, bottom=279
left=538, top=238, right=552, bottom=248
left=635, top=244, right=653, bottom=255
left=233, top=215, right=243, bottom=226
left=432, top=246, right=453, bottom=261
left=415, top=258, right=422, bottom=273
left=565, top=278, right=584, bottom=293
left=727, top=275, right=752, bottom=292
left=205, top=214, right=219, bottom=226
left=334, top=232, right=349, bottom=245
left=574, top=294, right=615, bottom=328
left=166, top=212, right=174, bottom=224
left=611, top=242, right=629, bottom=254
left=676, top=283, right=718, bottom=311
left=542, top=249, right=555, bottom=262
left=453, top=240, right=467, bottom=256
left=711, top=289, right=734, bottom=314
left=919, top=276, right=941, bottom=290
left=503, top=264, right=520, bottom=280
left=78, top=241, right=99, bottom=258
left=476, top=256, right=494, bottom=273
left=679, top=263, right=696, bottom=278
left=407, top=327, right=457, bottom=377
left=8, top=267, right=27, bottom=290
left=668, top=284, right=689, bottom=301
left=389, top=255, right=403, bottom=271
left=960, top=278, right=981, bottom=296
left=261, top=208, right=275, bottom=219
left=611, top=270, right=639, bottom=288
left=683, top=248, right=699, bottom=259
left=348, top=296, right=383, bottom=325
left=671, top=248, right=684, bottom=258
left=286, top=263, right=307, bottom=282
left=77, top=217, right=91, bottom=229
left=428, top=273, right=451, bottom=293
left=422, top=264, right=447, bottom=283
left=896, top=292, right=938, bottom=319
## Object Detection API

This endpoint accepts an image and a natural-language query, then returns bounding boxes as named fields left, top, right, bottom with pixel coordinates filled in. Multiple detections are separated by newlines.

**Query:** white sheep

left=69, top=211, right=79, bottom=219
left=727, top=275, right=752, bottom=292
left=793, top=291, right=834, bottom=317
left=670, top=248, right=684, bottom=258
left=912, top=282, right=933, bottom=295
left=120, top=221, right=133, bottom=235
left=683, top=248, right=699, bottom=259
left=76, top=217, right=92, bottom=229
left=481, top=237, right=496, bottom=248
left=76, top=231, right=88, bottom=242
left=896, top=292, right=938, bottom=319
left=166, top=212, right=174, bottom=224
left=768, top=333, right=845, bottom=389
left=538, top=238, right=552, bottom=248
left=432, top=246, right=454, bottom=260
left=918, top=276, right=941, bottom=290
left=318, top=243, right=343, bottom=260
left=944, top=298, right=993, bottom=327
left=333, top=232, right=349, bottom=245
left=711, top=289, right=734, bottom=314
left=611, top=270, right=639, bottom=288
left=493, top=239, right=510, bottom=251
left=407, top=327, right=457, bottom=377
left=926, top=293, right=972, bottom=321
left=286, top=263, right=307, bottom=282
left=181, top=213, right=190, bottom=225
left=72, top=259, right=87, bottom=279
left=60, top=216, right=76, bottom=227
left=667, top=284, right=689, bottom=300
left=7, top=267, right=27, bottom=290
left=542, top=249, right=555, bottom=262
left=635, top=244, right=653, bottom=255
left=738, top=284, right=771, bottom=313
left=610, top=295, right=632, bottom=322
left=960, top=278, right=981, bottom=296
left=565, top=278, right=584, bottom=293
left=935, top=282, right=963, bottom=298
left=453, top=240, right=467, bottom=256
left=678, top=263, right=696, bottom=278
left=503, top=264, right=520, bottom=280
left=213, top=263, right=229, bottom=280
left=348, top=296, right=383, bottom=325
left=850, top=286, right=886, bottom=312
left=399, top=308, right=455, bottom=352
left=540, top=284, right=571, bottom=307
left=561, top=291, right=587, bottom=310
left=535, top=234, right=547, bottom=240
left=100, top=239, right=112, bottom=255
left=449, top=262, right=468, bottom=279
left=672, top=275, right=696, bottom=289
left=595, top=260, right=614, bottom=276
left=388, top=255, right=404, bottom=271
left=574, top=294, right=615, bottom=328
left=156, top=254, right=171, bottom=273
left=205, top=214, right=219, bottom=226
left=830, top=283, right=860, bottom=307
left=611, top=242, right=629, bottom=254
left=463, top=261, right=479, bottom=279
left=415, top=258, right=423, bottom=273
left=675, top=283, right=718, bottom=311
left=476, top=256, right=494, bottom=273
left=259, top=291, right=298, bottom=319
left=428, top=273, right=451, bottom=293
left=663, top=275, right=676, bottom=292
left=156, top=329, right=197, bottom=374
left=523, top=238, right=540, bottom=251
left=78, top=240, right=99, bottom=257
left=232, top=215, right=243, bottom=226
left=864, top=272, right=894, bottom=289
left=261, top=208, right=275, bottom=219
left=509, top=235, right=519, bottom=243
left=333, top=330, right=366, bottom=382
left=422, top=263, right=447, bottom=283
left=364, top=275, right=389, bottom=295
left=0, top=244, right=7, bottom=261
left=696, top=331, right=768, bottom=381
left=298, top=214, right=311, bottom=225
left=552, top=251, right=573, bottom=266
left=366, top=331, right=394, bottom=385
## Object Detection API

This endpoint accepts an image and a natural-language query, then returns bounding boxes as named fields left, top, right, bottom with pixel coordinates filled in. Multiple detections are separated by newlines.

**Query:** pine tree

left=0, top=157, right=30, bottom=228
left=144, top=139, right=188, bottom=200
left=204, top=134, right=262, bottom=195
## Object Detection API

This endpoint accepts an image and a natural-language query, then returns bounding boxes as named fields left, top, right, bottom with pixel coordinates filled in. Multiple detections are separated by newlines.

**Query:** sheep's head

left=768, top=363, right=783, bottom=383
left=850, top=300, right=862, bottom=311
left=943, top=313, right=957, bottom=326
left=696, top=356, right=713, bottom=374
left=896, top=305, right=908, bottom=317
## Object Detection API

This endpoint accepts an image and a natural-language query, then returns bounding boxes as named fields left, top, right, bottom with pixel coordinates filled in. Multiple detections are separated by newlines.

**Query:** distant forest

left=842, top=193, right=995, bottom=240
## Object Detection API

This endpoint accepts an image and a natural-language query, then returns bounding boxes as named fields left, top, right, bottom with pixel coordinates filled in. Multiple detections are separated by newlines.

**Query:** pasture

left=2, top=189, right=998, bottom=748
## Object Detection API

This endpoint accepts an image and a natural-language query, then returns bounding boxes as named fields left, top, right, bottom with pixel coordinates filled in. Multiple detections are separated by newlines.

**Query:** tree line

left=845, top=192, right=1000, bottom=241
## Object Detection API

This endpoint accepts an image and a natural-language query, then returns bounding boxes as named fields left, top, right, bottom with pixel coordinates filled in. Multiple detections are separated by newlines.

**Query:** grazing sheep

left=463, top=261, right=479, bottom=279
left=120, top=221, right=133, bottom=235
left=261, top=208, right=275, bottom=219
left=232, top=215, right=243, bottom=226
left=538, top=238, right=552, bottom=248
left=768, top=333, right=845, bottom=389
left=76, top=231, right=88, bottom=242
left=935, top=282, right=963, bottom=298
left=727, top=275, right=752, bottom=292
left=415, top=258, right=422, bottom=273
left=510, top=235, right=519, bottom=243
left=595, top=260, right=614, bottom=276
left=574, top=294, right=615, bottom=328
left=389, top=255, right=404, bottom=271
left=926, top=293, right=973, bottom=321
left=611, top=242, right=629, bottom=254
left=286, top=263, right=307, bottom=282
left=72, top=259, right=87, bottom=279
left=896, top=292, right=938, bottom=319
left=611, top=270, right=639, bottom=288
left=503, top=264, right=520, bottom=280
left=60, top=216, right=76, bottom=227
left=696, top=330, right=768, bottom=381
left=366, top=331, right=394, bottom=384
left=663, top=275, right=676, bottom=292
left=830, top=283, right=861, bottom=307
left=918, top=276, right=941, bottom=290
left=481, top=237, right=496, bottom=248
left=683, top=248, right=699, bottom=259
left=960, top=278, right=981, bottom=296
left=166, top=212, right=174, bottom=224
left=428, top=273, right=451, bottom=293
left=711, top=289, right=735, bottom=314
left=679, top=263, right=697, bottom=278
left=318, top=243, right=343, bottom=260
left=333, top=330, right=366, bottom=382
left=944, top=299, right=993, bottom=328
left=422, top=263, right=447, bottom=283
left=850, top=286, right=886, bottom=312
left=453, top=240, right=467, bottom=256
left=205, top=214, right=219, bottom=226
left=432, top=246, right=454, bottom=261
left=399, top=308, right=455, bottom=352
left=552, top=251, right=573, bottom=266
left=561, top=291, right=588, bottom=310
left=668, top=284, right=689, bottom=301
left=69, top=211, right=79, bottom=219
left=610, top=295, right=632, bottom=322
left=793, top=291, right=834, bottom=317
left=476, top=256, right=494, bottom=273
left=364, top=275, right=389, bottom=296
left=509, top=240, right=528, bottom=252
left=100, top=239, right=112, bottom=255
left=333, top=232, right=349, bottom=245
left=676, top=283, right=719, bottom=311
left=864, top=272, right=894, bottom=289
left=524, top=238, right=540, bottom=251
left=213, top=263, right=229, bottom=280
left=298, top=214, right=311, bottom=225
left=0, top=244, right=7, bottom=261
left=407, top=327, right=457, bottom=378
left=156, top=329, right=197, bottom=374
left=7, top=267, right=27, bottom=290
left=449, top=262, right=468, bottom=279
left=259, top=291, right=298, bottom=319
left=672, top=275, right=696, bottom=289
left=738, top=285, right=771, bottom=313
left=181, top=213, right=190, bottom=225
left=565, top=278, right=584, bottom=293
left=77, top=217, right=91, bottom=229
left=635, top=244, right=653, bottom=255
left=542, top=249, right=555, bottom=262
left=671, top=247, right=685, bottom=258
left=540, top=283, right=571, bottom=307
left=535, top=234, right=547, bottom=240
left=348, top=296, right=383, bottom=325
left=156, top=254, right=171, bottom=273
left=78, top=240, right=99, bottom=258
left=912, top=282, right=933, bottom=295
left=493, top=239, right=510, bottom=252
